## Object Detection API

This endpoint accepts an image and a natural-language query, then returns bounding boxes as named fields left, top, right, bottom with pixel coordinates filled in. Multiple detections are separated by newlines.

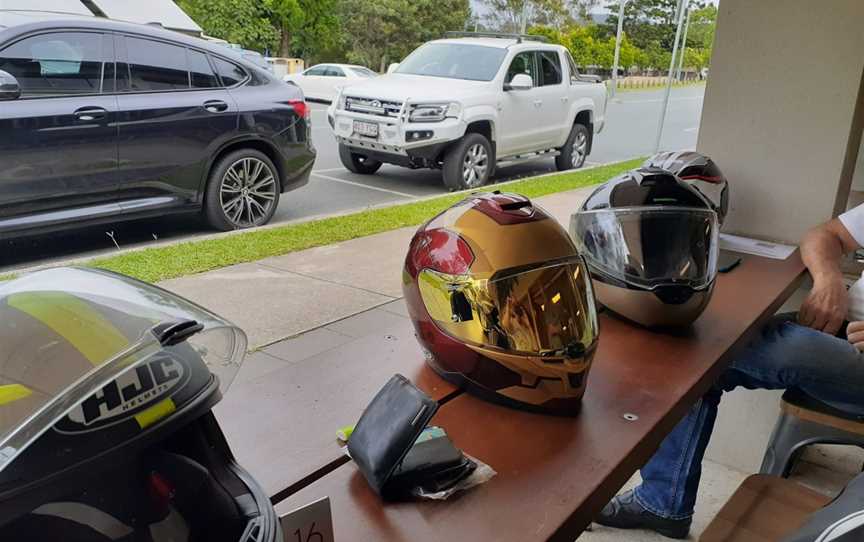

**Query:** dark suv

left=0, top=18, right=315, bottom=237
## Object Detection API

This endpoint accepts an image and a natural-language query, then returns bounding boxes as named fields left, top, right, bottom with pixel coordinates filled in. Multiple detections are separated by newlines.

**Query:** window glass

left=325, top=66, right=345, bottom=77
left=349, top=67, right=376, bottom=78
left=538, top=51, right=562, bottom=86
left=505, top=51, right=536, bottom=84
left=188, top=49, right=218, bottom=88
left=304, top=65, right=327, bottom=76
left=395, top=43, right=507, bottom=82
left=126, top=37, right=188, bottom=91
left=212, top=57, right=246, bottom=86
left=0, top=32, right=104, bottom=97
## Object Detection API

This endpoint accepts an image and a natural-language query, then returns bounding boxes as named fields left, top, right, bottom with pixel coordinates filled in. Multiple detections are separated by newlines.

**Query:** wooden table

left=215, top=316, right=458, bottom=501
left=238, top=252, right=806, bottom=540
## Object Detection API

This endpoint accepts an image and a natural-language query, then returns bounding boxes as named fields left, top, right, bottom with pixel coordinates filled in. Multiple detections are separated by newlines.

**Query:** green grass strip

left=63, top=158, right=640, bottom=283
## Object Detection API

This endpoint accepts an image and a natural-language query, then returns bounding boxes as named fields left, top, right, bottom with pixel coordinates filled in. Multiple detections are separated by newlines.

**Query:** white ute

left=327, top=32, right=608, bottom=190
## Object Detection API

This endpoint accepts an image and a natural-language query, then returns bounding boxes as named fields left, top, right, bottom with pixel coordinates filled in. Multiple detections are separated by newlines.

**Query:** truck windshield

left=395, top=43, right=507, bottom=82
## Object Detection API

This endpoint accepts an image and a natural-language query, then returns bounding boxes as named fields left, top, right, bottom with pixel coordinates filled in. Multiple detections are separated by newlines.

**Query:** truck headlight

left=409, top=102, right=461, bottom=123
left=336, top=90, right=347, bottom=110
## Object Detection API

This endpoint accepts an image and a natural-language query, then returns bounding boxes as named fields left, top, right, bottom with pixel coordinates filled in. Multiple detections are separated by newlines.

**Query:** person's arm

left=798, top=218, right=860, bottom=334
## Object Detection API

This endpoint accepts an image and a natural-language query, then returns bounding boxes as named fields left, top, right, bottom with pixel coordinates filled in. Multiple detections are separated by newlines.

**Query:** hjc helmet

left=0, top=267, right=280, bottom=542
left=570, top=168, right=720, bottom=328
left=643, top=151, right=729, bottom=225
left=403, top=192, right=599, bottom=415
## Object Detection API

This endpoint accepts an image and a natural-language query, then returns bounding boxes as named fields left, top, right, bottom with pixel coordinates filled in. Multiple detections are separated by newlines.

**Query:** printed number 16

left=294, top=522, right=324, bottom=542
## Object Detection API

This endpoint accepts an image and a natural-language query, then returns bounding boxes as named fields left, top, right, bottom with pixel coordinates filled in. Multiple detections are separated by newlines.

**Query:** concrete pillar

left=697, top=0, right=864, bottom=245
left=695, top=1, right=864, bottom=474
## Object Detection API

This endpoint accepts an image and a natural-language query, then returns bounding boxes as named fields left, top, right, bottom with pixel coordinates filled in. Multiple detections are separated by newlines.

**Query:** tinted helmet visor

left=417, top=258, right=598, bottom=361
left=571, top=207, right=719, bottom=290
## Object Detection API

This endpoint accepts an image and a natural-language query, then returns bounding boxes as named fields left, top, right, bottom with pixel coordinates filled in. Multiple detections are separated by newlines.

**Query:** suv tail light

left=288, top=99, right=309, bottom=121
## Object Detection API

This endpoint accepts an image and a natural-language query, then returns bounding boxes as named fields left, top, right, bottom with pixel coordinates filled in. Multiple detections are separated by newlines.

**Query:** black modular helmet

left=570, top=168, right=720, bottom=328
left=0, top=268, right=280, bottom=542
left=643, top=151, right=729, bottom=225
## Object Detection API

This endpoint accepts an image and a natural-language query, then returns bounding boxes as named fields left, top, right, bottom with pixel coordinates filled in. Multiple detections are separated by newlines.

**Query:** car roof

left=0, top=17, right=256, bottom=65
left=432, top=37, right=561, bottom=50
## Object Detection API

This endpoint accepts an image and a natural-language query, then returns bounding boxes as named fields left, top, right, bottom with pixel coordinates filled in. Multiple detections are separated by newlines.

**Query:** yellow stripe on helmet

left=134, top=398, right=176, bottom=429
left=8, top=292, right=130, bottom=366
left=0, top=384, right=33, bottom=406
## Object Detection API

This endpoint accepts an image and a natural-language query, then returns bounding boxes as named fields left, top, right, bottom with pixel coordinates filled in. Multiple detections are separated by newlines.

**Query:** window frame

left=122, top=35, right=191, bottom=92
left=504, top=50, right=539, bottom=87
left=0, top=30, right=111, bottom=100
left=537, top=50, right=564, bottom=87
left=565, top=50, right=581, bottom=85
left=114, top=33, right=248, bottom=95
left=209, top=54, right=249, bottom=89
left=187, top=47, right=220, bottom=90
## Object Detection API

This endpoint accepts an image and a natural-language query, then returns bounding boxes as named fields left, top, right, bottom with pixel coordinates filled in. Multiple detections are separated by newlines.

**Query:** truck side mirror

left=0, top=70, right=21, bottom=101
left=387, top=63, right=400, bottom=74
left=505, top=73, right=533, bottom=91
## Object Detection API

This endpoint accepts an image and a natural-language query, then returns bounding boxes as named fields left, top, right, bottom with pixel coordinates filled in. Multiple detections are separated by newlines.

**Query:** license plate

left=353, top=120, right=379, bottom=138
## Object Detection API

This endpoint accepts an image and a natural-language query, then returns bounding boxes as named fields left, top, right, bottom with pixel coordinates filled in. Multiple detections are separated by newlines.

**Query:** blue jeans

left=633, top=313, right=864, bottom=520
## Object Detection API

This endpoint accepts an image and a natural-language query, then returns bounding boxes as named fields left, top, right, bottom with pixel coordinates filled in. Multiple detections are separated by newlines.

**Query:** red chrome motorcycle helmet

left=403, top=192, right=599, bottom=415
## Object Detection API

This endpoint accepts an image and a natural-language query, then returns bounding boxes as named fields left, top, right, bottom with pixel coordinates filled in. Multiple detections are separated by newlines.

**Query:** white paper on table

left=719, top=233, right=797, bottom=260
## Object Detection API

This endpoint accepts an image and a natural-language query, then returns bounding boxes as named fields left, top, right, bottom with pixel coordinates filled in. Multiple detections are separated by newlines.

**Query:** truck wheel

left=556, top=123, right=589, bottom=171
left=339, top=143, right=382, bottom=174
left=442, top=133, right=492, bottom=191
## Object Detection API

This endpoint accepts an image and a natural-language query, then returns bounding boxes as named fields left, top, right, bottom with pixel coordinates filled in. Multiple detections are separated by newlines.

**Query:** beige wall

left=697, top=0, right=864, bottom=244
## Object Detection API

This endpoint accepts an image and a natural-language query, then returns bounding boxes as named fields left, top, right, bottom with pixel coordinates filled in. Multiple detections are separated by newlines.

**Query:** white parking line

left=312, top=167, right=350, bottom=174
left=312, top=172, right=417, bottom=198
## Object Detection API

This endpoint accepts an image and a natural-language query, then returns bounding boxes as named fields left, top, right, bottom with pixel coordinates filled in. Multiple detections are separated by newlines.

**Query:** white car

left=327, top=33, right=607, bottom=190
left=284, top=63, right=377, bottom=102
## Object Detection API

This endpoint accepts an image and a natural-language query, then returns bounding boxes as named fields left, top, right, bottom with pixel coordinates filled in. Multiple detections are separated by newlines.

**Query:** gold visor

left=418, top=259, right=598, bottom=359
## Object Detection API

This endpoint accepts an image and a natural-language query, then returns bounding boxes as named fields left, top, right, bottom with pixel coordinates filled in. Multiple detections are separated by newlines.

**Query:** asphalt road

left=1, top=84, right=705, bottom=272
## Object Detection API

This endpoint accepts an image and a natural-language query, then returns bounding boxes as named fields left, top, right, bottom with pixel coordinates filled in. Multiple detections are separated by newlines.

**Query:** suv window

left=126, top=37, right=188, bottom=91
left=188, top=49, right=218, bottom=88
left=0, top=32, right=105, bottom=97
left=505, top=51, right=537, bottom=85
left=212, top=57, right=246, bottom=86
left=304, top=65, right=327, bottom=76
left=538, top=51, right=562, bottom=86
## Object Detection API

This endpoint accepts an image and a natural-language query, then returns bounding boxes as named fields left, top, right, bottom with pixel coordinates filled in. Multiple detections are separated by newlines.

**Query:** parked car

left=327, top=32, right=608, bottom=190
left=284, top=63, right=377, bottom=102
left=0, top=18, right=315, bottom=239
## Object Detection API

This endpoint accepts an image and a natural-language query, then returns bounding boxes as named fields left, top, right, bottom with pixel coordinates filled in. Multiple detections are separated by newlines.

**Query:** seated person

left=596, top=205, right=864, bottom=539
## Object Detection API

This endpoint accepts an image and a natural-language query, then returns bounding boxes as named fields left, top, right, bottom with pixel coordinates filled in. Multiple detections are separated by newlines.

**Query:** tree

left=264, top=0, right=341, bottom=58
left=480, top=0, right=599, bottom=33
left=338, top=0, right=471, bottom=71
left=599, top=0, right=707, bottom=50
left=686, top=4, right=716, bottom=49
left=175, top=0, right=279, bottom=52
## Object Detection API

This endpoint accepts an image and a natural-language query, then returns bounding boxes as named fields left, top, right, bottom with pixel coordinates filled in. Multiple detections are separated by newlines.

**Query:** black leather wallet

left=348, top=374, right=440, bottom=497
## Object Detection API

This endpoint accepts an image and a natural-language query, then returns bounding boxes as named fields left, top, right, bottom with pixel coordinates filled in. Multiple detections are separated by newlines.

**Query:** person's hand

left=847, top=321, right=864, bottom=351
left=799, top=277, right=848, bottom=334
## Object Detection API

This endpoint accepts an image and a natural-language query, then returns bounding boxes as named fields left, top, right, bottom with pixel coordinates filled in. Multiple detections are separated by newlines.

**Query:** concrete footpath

left=159, top=185, right=598, bottom=350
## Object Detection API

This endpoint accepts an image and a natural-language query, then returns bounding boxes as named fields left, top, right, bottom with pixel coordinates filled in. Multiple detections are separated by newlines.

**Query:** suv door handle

left=533, top=100, right=543, bottom=107
left=561, top=96, right=569, bottom=103
left=203, top=100, right=229, bottom=113
left=73, top=106, right=107, bottom=121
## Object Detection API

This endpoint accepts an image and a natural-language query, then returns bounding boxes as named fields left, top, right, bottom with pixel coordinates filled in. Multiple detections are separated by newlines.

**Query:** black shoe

left=595, top=489, right=691, bottom=539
